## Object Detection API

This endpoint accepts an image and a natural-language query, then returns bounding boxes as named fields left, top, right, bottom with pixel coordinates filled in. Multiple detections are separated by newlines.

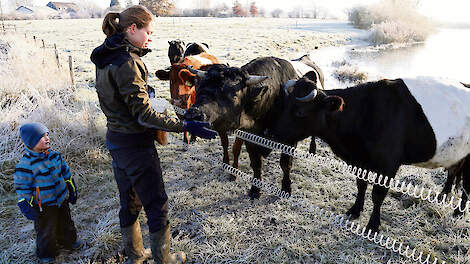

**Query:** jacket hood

left=90, top=32, right=151, bottom=69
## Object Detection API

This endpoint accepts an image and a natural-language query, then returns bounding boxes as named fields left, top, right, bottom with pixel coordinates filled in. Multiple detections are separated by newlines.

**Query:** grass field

left=0, top=17, right=468, bottom=264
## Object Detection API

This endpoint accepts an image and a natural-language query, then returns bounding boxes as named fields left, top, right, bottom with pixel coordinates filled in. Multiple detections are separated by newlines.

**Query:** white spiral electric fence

left=164, top=132, right=445, bottom=264
left=234, top=130, right=470, bottom=214
left=155, top=98, right=453, bottom=264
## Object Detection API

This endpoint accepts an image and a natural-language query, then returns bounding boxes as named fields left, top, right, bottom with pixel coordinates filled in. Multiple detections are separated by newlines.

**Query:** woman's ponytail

left=102, top=12, right=122, bottom=37
left=101, top=6, right=153, bottom=37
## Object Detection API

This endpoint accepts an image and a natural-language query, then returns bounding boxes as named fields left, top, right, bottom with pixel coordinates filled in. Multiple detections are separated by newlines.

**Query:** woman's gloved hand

left=183, top=121, right=218, bottom=139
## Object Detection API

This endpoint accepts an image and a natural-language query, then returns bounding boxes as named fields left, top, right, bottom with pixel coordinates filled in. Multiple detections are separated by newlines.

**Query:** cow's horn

left=295, top=89, right=318, bottom=102
left=283, top=79, right=296, bottom=95
left=187, top=66, right=206, bottom=78
left=246, top=75, right=268, bottom=86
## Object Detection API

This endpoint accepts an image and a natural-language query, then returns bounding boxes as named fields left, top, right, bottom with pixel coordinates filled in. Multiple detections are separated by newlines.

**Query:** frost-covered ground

left=0, top=17, right=469, bottom=264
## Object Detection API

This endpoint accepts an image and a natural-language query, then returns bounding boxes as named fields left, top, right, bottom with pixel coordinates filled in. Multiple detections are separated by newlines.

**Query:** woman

left=91, top=5, right=216, bottom=264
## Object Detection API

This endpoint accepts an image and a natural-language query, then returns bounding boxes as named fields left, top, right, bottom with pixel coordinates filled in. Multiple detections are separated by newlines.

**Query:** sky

left=2, top=0, right=470, bottom=23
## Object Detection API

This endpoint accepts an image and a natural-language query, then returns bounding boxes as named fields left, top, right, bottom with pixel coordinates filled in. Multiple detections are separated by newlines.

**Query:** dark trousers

left=34, top=203, right=78, bottom=259
left=109, top=146, right=169, bottom=233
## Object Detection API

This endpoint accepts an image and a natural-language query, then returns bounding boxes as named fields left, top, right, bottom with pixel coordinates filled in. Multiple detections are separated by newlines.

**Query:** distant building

left=15, top=6, right=34, bottom=14
left=46, top=2, right=80, bottom=14
left=15, top=5, right=59, bottom=18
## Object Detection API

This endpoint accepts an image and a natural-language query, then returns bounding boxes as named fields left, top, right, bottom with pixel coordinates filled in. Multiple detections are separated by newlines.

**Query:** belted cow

left=184, top=55, right=324, bottom=196
left=270, top=76, right=470, bottom=232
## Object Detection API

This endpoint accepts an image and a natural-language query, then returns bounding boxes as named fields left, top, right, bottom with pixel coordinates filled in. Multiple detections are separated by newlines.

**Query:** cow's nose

left=184, top=107, right=206, bottom=121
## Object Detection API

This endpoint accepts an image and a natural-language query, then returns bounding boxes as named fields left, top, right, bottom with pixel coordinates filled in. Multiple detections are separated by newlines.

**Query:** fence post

left=33, top=36, right=37, bottom=45
left=54, top=44, right=60, bottom=69
left=68, top=55, right=75, bottom=86
left=42, top=39, right=45, bottom=48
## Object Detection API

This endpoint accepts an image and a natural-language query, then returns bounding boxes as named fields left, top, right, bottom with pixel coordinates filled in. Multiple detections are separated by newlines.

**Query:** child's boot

left=39, top=257, right=54, bottom=264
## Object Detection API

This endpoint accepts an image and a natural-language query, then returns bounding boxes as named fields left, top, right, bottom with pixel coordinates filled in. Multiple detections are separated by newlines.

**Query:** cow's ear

left=302, top=71, right=317, bottom=83
left=179, top=70, right=196, bottom=86
left=155, top=69, right=170, bottom=81
left=322, top=96, right=344, bottom=112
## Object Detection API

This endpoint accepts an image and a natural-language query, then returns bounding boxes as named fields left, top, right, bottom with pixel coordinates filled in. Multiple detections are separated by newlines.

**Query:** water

left=308, top=25, right=470, bottom=89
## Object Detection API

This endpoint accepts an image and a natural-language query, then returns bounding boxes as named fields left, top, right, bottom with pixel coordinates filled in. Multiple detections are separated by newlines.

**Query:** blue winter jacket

left=14, top=148, right=72, bottom=207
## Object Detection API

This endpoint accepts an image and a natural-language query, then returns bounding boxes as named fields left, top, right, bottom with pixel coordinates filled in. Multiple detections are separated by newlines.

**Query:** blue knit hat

left=19, top=123, right=49, bottom=149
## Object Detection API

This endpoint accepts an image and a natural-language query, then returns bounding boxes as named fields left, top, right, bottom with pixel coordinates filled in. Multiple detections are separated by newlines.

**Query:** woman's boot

left=121, top=221, right=152, bottom=264
left=149, top=223, right=186, bottom=264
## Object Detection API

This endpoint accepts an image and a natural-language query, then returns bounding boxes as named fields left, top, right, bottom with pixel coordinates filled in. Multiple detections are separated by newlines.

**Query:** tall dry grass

left=0, top=33, right=116, bottom=263
left=0, top=33, right=107, bottom=193
left=348, top=0, right=435, bottom=44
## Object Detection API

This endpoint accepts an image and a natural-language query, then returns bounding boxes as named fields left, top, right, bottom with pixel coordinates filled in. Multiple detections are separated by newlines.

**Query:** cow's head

left=270, top=78, right=344, bottom=143
left=168, top=40, right=185, bottom=64
left=184, top=64, right=268, bottom=132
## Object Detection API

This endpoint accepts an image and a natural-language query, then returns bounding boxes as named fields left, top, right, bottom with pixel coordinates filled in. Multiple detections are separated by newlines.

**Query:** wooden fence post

left=42, top=39, right=45, bottom=48
left=68, top=55, right=75, bottom=86
left=33, top=36, right=37, bottom=45
left=54, top=44, right=60, bottom=69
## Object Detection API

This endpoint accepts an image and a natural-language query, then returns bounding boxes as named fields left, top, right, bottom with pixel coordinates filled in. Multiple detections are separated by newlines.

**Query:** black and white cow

left=168, top=40, right=185, bottom=64
left=183, top=42, right=210, bottom=58
left=184, top=55, right=324, bottom=197
left=270, top=76, right=470, bottom=232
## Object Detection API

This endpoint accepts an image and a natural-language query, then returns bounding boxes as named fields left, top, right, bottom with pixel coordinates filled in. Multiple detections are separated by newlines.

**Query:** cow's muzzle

left=184, top=107, right=206, bottom=121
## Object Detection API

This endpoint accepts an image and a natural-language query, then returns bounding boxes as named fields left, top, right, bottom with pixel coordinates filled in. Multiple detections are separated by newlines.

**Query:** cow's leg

left=346, top=178, right=368, bottom=219
left=232, top=138, right=243, bottom=169
left=309, top=136, right=316, bottom=154
left=366, top=165, right=400, bottom=233
left=440, top=166, right=457, bottom=198
left=246, top=143, right=263, bottom=199
left=219, top=132, right=235, bottom=181
left=454, top=157, right=469, bottom=216
left=280, top=153, right=293, bottom=195
left=219, top=132, right=230, bottom=164
left=183, top=132, right=190, bottom=144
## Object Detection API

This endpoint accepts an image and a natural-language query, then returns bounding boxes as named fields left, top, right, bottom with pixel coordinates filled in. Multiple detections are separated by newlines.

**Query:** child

left=14, top=122, right=83, bottom=264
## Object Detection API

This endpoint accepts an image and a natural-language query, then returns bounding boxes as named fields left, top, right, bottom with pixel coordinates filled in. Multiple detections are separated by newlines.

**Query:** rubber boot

left=149, top=223, right=186, bottom=264
left=121, top=221, right=152, bottom=264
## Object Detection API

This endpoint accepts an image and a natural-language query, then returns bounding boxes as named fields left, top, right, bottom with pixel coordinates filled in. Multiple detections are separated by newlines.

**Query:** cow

left=156, top=47, right=245, bottom=169
left=184, top=55, right=324, bottom=196
left=269, top=76, right=470, bottom=232
left=184, top=42, right=210, bottom=58
left=168, top=40, right=185, bottom=64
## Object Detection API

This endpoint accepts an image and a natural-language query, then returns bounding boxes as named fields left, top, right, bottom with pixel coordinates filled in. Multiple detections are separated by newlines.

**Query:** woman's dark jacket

left=91, top=33, right=183, bottom=148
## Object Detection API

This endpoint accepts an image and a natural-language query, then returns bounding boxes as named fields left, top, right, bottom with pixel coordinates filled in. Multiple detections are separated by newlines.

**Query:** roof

left=15, top=6, right=58, bottom=16
left=47, top=2, right=79, bottom=12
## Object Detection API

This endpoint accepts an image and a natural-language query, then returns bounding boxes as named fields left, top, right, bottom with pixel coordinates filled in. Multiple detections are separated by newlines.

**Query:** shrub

left=348, top=0, right=435, bottom=44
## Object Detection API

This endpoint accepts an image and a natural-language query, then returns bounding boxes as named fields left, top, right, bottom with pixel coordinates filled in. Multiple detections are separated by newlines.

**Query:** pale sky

left=81, top=0, right=470, bottom=23
left=2, top=0, right=470, bottom=23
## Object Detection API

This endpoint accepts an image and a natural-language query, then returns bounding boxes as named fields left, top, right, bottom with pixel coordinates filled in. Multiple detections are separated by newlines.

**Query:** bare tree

left=271, top=8, right=282, bottom=18
left=249, top=2, right=257, bottom=17
left=232, top=0, right=245, bottom=17
left=140, top=0, right=174, bottom=16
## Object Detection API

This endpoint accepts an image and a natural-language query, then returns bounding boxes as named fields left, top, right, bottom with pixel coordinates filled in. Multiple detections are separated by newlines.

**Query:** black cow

left=270, top=77, right=470, bottom=232
left=168, top=40, right=185, bottom=64
left=184, top=56, right=324, bottom=198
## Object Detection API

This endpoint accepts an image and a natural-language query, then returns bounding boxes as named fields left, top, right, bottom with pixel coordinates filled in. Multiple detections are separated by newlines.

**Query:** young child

left=14, top=122, right=83, bottom=264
